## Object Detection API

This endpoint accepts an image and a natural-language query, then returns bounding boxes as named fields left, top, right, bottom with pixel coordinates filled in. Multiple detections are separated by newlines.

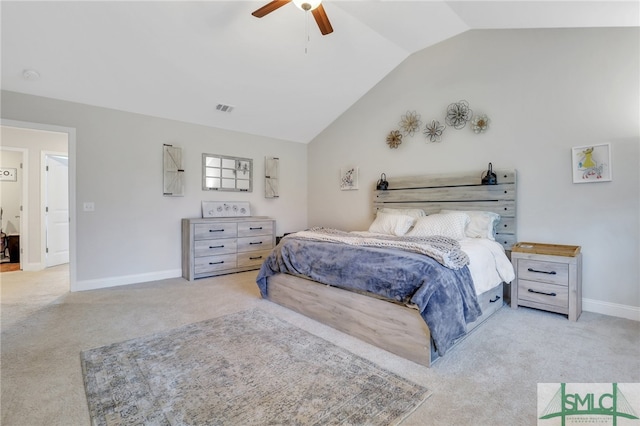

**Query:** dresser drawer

left=194, top=254, right=237, bottom=274
left=238, top=249, right=271, bottom=268
left=194, top=238, right=237, bottom=257
left=238, top=221, right=273, bottom=237
left=518, top=279, right=568, bottom=308
left=517, top=259, right=569, bottom=286
left=194, top=223, right=238, bottom=240
left=237, top=236, right=274, bottom=252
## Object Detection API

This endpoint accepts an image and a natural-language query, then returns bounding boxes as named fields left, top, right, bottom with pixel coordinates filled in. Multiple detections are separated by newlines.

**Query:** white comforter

left=458, top=238, right=515, bottom=294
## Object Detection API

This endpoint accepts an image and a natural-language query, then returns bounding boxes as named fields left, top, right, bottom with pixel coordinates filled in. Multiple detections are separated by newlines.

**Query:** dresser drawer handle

left=249, top=241, right=263, bottom=245
left=209, top=245, right=224, bottom=249
left=249, top=256, right=263, bottom=260
left=250, top=227, right=263, bottom=230
left=528, top=288, right=556, bottom=297
left=209, top=261, right=224, bottom=265
left=489, top=295, right=501, bottom=303
left=527, top=267, right=556, bottom=275
left=209, top=229, right=224, bottom=233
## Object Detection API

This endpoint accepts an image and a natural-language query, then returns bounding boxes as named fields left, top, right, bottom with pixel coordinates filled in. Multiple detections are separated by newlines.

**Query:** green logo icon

left=539, top=383, right=639, bottom=425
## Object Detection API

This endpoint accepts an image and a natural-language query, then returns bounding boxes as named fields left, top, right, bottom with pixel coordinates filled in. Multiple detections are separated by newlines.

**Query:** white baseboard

left=583, top=298, right=640, bottom=322
left=21, top=262, right=44, bottom=272
left=72, top=269, right=183, bottom=292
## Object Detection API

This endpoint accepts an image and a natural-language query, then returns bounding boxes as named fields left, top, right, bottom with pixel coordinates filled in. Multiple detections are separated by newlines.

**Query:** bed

left=256, top=170, right=517, bottom=367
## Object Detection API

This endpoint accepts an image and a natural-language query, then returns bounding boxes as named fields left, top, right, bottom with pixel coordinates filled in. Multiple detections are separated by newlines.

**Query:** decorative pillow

left=440, top=209, right=501, bottom=240
left=368, top=212, right=415, bottom=236
left=380, top=208, right=426, bottom=219
left=405, top=212, right=470, bottom=240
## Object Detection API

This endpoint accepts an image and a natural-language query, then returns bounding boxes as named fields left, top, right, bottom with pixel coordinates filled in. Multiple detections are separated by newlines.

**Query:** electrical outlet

left=83, top=202, right=95, bottom=212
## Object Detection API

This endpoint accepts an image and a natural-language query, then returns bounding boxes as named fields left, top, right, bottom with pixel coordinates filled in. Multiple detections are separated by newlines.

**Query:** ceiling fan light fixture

left=292, top=0, right=321, bottom=11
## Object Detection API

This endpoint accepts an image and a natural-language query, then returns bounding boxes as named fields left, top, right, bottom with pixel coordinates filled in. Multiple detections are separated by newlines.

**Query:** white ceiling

left=2, top=1, right=638, bottom=143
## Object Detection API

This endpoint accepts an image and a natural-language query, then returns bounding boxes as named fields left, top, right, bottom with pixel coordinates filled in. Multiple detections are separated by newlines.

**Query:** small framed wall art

left=571, top=143, right=612, bottom=183
left=340, top=166, right=359, bottom=190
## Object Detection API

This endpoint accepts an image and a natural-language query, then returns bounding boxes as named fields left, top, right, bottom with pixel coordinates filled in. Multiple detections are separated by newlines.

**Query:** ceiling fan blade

left=251, top=0, right=292, bottom=18
left=311, top=4, right=333, bottom=35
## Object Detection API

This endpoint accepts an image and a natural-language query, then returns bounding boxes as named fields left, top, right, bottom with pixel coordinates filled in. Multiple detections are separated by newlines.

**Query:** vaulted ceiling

left=2, top=1, right=637, bottom=143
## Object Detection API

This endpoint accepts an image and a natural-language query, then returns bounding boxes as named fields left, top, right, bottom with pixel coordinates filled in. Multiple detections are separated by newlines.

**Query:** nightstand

left=510, top=242, right=582, bottom=321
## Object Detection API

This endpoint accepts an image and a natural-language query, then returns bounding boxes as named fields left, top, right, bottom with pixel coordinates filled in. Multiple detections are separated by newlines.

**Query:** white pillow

left=440, top=210, right=501, bottom=240
left=405, top=212, right=470, bottom=240
left=380, top=208, right=426, bottom=219
left=368, top=212, right=415, bottom=236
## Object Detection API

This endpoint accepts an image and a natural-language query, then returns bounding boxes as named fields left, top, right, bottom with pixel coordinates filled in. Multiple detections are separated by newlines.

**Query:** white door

left=45, top=155, right=69, bottom=267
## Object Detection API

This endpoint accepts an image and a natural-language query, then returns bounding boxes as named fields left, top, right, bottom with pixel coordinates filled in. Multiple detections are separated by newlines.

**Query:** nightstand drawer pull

left=209, top=245, right=224, bottom=249
left=250, top=227, right=263, bottom=230
left=249, top=256, right=263, bottom=260
left=527, top=267, right=556, bottom=275
left=209, top=229, right=224, bottom=232
left=209, top=261, right=224, bottom=265
left=528, top=288, right=556, bottom=297
left=489, top=296, right=501, bottom=303
left=249, top=241, right=263, bottom=245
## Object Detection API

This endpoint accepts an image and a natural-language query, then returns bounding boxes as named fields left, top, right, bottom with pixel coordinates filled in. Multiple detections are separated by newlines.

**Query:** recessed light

left=22, top=69, right=40, bottom=81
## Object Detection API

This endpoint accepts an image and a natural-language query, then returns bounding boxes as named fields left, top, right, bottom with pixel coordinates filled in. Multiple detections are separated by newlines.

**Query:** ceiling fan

left=251, top=0, right=334, bottom=36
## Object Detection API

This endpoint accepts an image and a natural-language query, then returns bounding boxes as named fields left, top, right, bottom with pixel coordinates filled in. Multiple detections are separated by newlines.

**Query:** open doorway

left=0, top=148, right=25, bottom=271
left=0, top=120, right=76, bottom=290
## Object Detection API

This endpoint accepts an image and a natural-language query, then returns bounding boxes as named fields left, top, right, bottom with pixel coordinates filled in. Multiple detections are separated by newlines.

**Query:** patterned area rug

left=81, top=309, right=431, bottom=425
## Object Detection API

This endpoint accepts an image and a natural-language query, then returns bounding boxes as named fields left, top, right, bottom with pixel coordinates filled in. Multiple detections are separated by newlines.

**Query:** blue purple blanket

left=256, top=235, right=482, bottom=356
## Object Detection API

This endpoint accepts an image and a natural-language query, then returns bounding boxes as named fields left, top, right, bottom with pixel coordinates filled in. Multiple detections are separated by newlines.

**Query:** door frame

left=41, top=151, right=69, bottom=268
left=1, top=119, right=77, bottom=290
left=0, top=146, right=27, bottom=269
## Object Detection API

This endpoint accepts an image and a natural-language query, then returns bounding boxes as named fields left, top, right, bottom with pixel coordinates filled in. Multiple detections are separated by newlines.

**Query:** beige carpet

left=81, top=309, right=430, bottom=425
left=1, top=265, right=639, bottom=425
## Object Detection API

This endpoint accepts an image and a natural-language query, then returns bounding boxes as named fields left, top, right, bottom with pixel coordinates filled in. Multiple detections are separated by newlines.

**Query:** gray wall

left=1, top=93, right=308, bottom=290
left=308, top=28, right=639, bottom=317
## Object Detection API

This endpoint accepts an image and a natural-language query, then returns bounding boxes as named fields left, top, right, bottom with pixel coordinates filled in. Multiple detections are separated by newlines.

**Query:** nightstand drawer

left=518, top=279, right=568, bottom=308
left=517, top=259, right=569, bottom=286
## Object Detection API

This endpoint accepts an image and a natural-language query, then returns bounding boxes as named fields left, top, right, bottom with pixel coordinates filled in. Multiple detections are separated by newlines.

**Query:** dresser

left=182, top=217, right=275, bottom=281
left=510, top=242, right=582, bottom=321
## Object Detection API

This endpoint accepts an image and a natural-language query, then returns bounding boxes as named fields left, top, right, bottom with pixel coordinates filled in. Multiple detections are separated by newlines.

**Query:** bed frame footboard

left=267, top=273, right=505, bottom=367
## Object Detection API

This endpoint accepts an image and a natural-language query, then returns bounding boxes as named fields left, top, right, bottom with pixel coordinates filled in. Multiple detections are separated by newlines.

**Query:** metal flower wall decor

left=385, top=101, right=490, bottom=149
left=423, top=120, right=445, bottom=143
left=471, top=114, right=490, bottom=133
left=445, top=100, right=473, bottom=129
left=399, top=111, right=422, bottom=136
left=386, top=130, right=403, bottom=149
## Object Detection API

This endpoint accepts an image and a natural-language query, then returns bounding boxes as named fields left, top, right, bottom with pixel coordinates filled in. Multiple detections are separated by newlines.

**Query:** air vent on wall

left=216, top=103, right=234, bottom=113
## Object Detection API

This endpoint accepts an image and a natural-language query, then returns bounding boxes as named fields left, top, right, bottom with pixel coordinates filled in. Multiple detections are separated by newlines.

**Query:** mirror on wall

left=202, top=154, right=253, bottom=192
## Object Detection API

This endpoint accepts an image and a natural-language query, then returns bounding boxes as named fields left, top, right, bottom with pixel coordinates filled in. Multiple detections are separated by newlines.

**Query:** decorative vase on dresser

left=510, top=242, right=582, bottom=321
left=182, top=217, right=275, bottom=281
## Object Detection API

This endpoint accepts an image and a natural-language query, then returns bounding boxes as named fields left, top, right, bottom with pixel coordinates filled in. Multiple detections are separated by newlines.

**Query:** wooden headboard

left=373, top=170, right=517, bottom=250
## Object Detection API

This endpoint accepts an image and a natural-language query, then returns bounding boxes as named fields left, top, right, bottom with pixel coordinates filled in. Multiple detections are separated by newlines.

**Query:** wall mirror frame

left=202, top=153, right=253, bottom=192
